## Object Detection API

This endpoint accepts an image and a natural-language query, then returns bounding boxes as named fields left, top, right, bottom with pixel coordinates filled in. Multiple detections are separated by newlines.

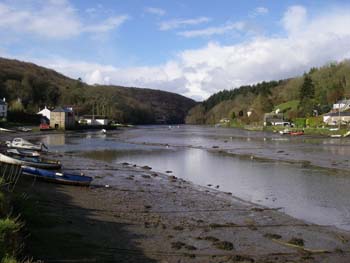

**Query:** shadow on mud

left=13, top=176, right=156, bottom=263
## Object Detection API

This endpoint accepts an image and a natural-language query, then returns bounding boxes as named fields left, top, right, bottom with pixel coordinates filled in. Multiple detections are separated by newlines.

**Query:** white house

left=333, top=99, right=350, bottom=111
left=0, top=98, right=7, bottom=119
left=37, top=106, right=51, bottom=120
left=79, top=115, right=109, bottom=126
left=323, top=111, right=350, bottom=125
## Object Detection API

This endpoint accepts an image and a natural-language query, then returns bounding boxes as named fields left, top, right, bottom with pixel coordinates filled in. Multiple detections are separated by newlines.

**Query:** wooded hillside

left=0, top=57, right=196, bottom=124
left=186, top=60, right=350, bottom=125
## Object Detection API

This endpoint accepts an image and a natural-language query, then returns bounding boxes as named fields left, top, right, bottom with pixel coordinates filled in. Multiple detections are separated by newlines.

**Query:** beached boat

left=16, top=127, right=32, bottom=132
left=6, top=148, right=40, bottom=157
left=0, top=153, right=61, bottom=169
left=0, top=127, right=15, bottom=132
left=21, top=166, right=92, bottom=186
left=5, top=138, right=47, bottom=151
left=290, top=131, right=304, bottom=136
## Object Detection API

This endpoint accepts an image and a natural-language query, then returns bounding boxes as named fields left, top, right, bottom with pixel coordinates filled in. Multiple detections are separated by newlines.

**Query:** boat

left=16, top=127, right=32, bottom=132
left=21, top=166, right=93, bottom=186
left=279, top=129, right=291, bottom=135
left=290, top=131, right=304, bottom=136
left=0, top=153, right=61, bottom=169
left=0, top=127, right=15, bottom=132
left=6, top=148, right=40, bottom=157
left=5, top=138, right=47, bottom=151
left=101, top=129, right=107, bottom=134
left=39, top=123, right=54, bottom=131
left=344, top=131, right=350, bottom=137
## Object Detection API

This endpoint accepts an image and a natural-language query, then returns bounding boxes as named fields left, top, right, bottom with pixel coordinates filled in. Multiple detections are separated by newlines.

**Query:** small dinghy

left=6, top=138, right=47, bottom=151
left=21, top=166, right=93, bottom=186
left=0, top=153, right=61, bottom=170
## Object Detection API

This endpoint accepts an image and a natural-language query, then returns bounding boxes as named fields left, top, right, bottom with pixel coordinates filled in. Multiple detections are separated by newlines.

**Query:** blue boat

left=21, top=166, right=93, bottom=186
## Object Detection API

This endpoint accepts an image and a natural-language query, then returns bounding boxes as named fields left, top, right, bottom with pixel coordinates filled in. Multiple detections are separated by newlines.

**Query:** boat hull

left=0, top=153, right=61, bottom=169
left=22, top=166, right=92, bottom=186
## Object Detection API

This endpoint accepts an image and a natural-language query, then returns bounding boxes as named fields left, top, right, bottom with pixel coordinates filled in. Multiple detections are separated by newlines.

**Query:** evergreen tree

left=298, top=74, right=315, bottom=117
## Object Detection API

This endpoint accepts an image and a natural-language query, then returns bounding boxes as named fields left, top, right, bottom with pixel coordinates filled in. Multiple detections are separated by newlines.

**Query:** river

left=39, top=125, right=350, bottom=230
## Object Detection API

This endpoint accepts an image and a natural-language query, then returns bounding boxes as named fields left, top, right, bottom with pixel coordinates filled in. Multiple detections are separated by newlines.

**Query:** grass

left=0, top=209, right=21, bottom=263
left=274, top=100, right=299, bottom=113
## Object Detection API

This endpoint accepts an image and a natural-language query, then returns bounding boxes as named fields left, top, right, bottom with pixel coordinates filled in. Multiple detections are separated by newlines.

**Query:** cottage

left=37, top=106, right=51, bottom=120
left=323, top=111, right=350, bottom=125
left=78, top=115, right=109, bottom=126
left=50, top=107, right=75, bottom=129
left=263, top=112, right=285, bottom=126
left=0, top=98, right=7, bottom=119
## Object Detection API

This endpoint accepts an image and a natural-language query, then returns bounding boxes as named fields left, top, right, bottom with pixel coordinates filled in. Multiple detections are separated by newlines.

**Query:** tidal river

left=41, top=125, right=350, bottom=230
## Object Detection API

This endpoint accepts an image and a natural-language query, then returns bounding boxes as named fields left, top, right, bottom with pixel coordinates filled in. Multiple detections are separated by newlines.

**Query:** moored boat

left=6, top=138, right=47, bottom=151
left=290, top=131, right=304, bottom=136
left=0, top=153, right=61, bottom=169
left=21, top=166, right=92, bottom=186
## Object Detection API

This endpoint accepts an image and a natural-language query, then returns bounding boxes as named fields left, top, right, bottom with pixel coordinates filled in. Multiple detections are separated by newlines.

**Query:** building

left=37, top=106, right=51, bottom=120
left=333, top=99, right=350, bottom=111
left=50, top=106, right=75, bottom=129
left=0, top=98, right=7, bottom=119
left=263, top=112, right=285, bottom=126
left=323, top=111, right=350, bottom=125
left=78, top=115, right=109, bottom=126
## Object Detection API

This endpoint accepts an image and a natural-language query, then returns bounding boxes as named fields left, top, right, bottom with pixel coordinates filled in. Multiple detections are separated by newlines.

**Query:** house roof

left=52, top=106, right=73, bottom=113
left=324, top=112, right=350, bottom=117
left=335, top=99, right=350, bottom=104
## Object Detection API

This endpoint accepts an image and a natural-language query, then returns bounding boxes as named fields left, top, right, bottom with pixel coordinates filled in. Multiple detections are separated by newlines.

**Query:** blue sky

left=1, top=0, right=350, bottom=101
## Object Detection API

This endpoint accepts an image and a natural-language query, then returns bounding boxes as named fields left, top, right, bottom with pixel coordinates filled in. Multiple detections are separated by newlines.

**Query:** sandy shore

left=12, top=148, right=350, bottom=262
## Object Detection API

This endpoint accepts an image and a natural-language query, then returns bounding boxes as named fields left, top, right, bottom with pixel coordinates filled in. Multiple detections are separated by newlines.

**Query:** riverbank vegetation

left=0, top=187, right=21, bottom=263
left=186, top=60, right=350, bottom=131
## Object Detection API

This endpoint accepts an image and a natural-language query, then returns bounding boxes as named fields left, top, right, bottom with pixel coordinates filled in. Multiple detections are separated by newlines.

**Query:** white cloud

left=0, top=1, right=128, bottom=39
left=145, top=7, right=166, bottom=16
left=10, top=5, right=350, bottom=101
left=282, top=5, right=307, bottom=34
left=255, top=7, right=269, bottom=15
left=83, top=15, right=129, bottom=33
left=178, top=22, right=245, bottom=38
left=159, top=17, right=211, bottom=31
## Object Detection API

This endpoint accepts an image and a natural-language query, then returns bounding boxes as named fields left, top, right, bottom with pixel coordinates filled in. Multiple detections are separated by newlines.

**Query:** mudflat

left=14, top=151, right=350, bottom=262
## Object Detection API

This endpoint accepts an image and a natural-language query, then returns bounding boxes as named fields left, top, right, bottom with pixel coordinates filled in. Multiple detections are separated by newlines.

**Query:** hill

left=186, top=60, right=350, bottom=125
left=0, top=57, right=196, bottom=124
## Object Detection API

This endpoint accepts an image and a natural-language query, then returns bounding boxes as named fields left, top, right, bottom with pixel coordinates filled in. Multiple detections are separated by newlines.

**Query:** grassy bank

left=0, top=189, right=22, bottom=263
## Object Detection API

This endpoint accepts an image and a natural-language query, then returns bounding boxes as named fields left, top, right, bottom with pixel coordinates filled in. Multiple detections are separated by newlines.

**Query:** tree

left=298, top=74, right=315, bottom=117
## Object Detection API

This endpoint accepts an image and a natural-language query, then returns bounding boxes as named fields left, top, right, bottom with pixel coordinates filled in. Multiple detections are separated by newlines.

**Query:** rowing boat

left=21, top=166, right=92, bottom=186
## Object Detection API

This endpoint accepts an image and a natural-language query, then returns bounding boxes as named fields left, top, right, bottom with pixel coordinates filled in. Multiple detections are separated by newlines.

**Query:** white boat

left=5, top=138, right=47, bottom=151
left=0, top=153, right=61, bottom=169
left=101, top=129, right=107, bottom=134
left=344, top=131, right=350, bottom=137
left=0, top=127, right=15, bottom=132
left=279, top=129, right=291, bottom=135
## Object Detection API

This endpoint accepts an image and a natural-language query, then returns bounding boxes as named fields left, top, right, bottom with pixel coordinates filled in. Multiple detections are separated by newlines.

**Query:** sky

left=1, top=0, right=350, bottom=101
